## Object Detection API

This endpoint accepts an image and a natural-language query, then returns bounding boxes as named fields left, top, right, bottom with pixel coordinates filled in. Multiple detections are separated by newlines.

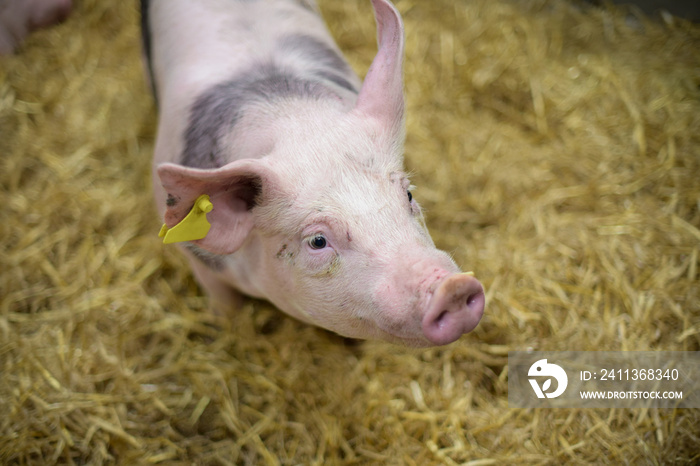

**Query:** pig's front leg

left=0, top=0, right=72, bottom=55
left=183, top=248, right=245, bottom=315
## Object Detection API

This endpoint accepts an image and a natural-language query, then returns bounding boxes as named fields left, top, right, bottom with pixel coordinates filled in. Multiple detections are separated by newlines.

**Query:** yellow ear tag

left=158, top=194, right=213, bottom=244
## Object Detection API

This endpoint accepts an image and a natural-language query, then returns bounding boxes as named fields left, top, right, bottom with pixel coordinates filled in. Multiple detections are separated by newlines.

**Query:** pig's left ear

left=157, top=159, right=279, bottom=255
left=353, top=0, right=405, bottom=135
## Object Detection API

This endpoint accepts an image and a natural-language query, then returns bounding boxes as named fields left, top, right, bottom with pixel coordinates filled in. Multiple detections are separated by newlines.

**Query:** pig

left=0, top=0, right=72, bottom=55
left=144, top=0, right=485, bottom=347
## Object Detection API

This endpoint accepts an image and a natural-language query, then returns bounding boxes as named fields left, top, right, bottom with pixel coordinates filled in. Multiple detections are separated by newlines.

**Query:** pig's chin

left=303, top=311, right=432, bottom=347
left=332, top=326, right=433, bottom=347
left=335, top=319, right=435, bottom=347
left=379, top=332, right=436, bottom=348
left=372, top=320, right=439, bottom=347
left=298, top=311, right=454, bottom=347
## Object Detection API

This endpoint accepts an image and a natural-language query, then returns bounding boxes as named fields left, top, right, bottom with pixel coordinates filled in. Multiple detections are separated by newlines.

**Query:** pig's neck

left=226, top=96, right=356, bottom=162
left=159, top=70, right=358, bottom=168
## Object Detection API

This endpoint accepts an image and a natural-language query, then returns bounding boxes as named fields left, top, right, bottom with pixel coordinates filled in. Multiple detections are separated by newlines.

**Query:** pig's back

left=146, top=0, right=357, bottom=104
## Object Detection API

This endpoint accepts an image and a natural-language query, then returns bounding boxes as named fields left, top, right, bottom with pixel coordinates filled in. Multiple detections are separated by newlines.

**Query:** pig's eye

left=407, top=190, right=413, bottom=203
left=308, top=234, right=328, bottom=250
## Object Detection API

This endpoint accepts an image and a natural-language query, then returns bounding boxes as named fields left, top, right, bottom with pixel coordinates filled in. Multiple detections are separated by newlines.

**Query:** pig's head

left=157, top=0, right=484, bottom=346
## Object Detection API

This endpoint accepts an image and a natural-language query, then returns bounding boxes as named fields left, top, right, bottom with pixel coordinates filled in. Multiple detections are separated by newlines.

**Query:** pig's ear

left=157, top=159, right=279, bottom=255
left=353, top=0, right=405, bottom=133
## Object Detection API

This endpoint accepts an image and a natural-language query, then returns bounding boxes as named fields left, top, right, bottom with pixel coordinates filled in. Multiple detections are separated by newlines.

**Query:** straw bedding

left=1, top=0, right=698, bottom=463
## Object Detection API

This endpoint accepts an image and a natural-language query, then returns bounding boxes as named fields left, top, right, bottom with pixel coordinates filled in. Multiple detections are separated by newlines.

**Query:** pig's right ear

left=353, top=0, right=405, bottom=135
left=157, top=159, right=279, bottom=255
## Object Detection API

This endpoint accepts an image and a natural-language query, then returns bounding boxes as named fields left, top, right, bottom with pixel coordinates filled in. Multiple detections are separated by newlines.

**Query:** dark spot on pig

left=182, top=92, right=227, bottom=169
left=275, top=243, right=288, bottom=259
left=279, top=34, right=358, bottom=93
left=294, top=0, right=318, bottom=13
left=275, top=244, right=294, bottom=264
left=252, top=64, right=331, bottom=102
left=182, top=63, right=340, bottom=168
left=166, top=194, right=177, bottom=207
left=315, top=70, right=357, bottom=94
left=184, top=244, right=225, bottom=271
left=275, top=243, right=296, bottom=263
left=346, top=231, right=352, bottom=242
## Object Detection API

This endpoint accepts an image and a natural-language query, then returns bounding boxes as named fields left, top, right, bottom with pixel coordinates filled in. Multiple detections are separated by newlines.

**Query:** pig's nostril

left=465, top=287, right=485, bottom=312
left=435, top=310, right=449, bottom=329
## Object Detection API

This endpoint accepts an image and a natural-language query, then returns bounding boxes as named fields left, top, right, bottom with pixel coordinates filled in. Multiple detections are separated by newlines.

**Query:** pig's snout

left=422, top=273, right=485, bottom=346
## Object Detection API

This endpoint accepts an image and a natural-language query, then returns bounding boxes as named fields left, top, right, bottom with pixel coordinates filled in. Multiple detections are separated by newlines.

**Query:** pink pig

left=145, top=0, right=485, bottom=346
